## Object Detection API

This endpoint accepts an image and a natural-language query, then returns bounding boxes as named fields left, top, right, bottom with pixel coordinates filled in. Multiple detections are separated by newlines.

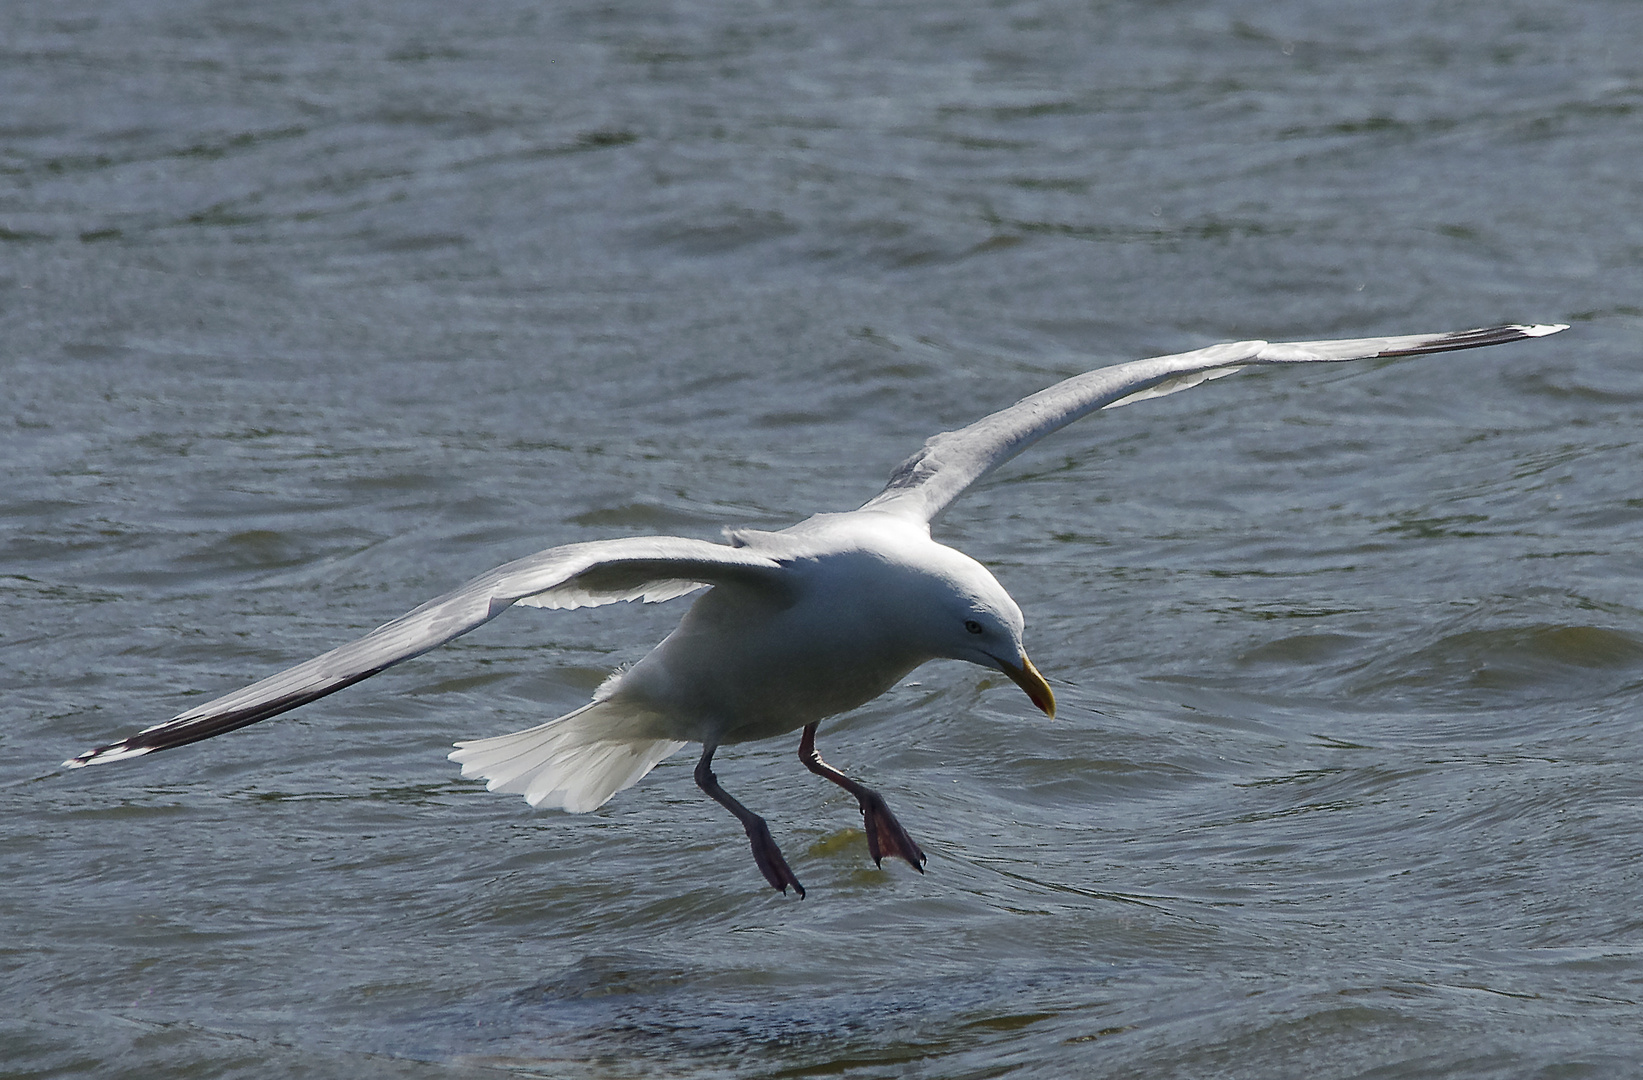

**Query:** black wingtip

left=1377, top=323, right=1568, bottom=357
left=62, top=665, right=387, bottom=771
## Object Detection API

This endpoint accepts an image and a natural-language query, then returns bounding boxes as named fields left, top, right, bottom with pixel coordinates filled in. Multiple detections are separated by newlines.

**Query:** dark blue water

left=6, top=1, right=1642, bottom=1076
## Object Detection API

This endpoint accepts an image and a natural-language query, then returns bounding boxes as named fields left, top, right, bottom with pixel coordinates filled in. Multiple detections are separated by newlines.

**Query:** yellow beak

left=999, top=654, right=1056, bottom=718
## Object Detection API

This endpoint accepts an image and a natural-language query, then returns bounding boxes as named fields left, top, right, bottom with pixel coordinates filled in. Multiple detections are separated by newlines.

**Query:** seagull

left=66, top=323, right=1566, bottom=896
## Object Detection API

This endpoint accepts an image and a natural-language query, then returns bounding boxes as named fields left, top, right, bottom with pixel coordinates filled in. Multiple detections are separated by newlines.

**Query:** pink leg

left=799, top=724, right=926, bottom=871
left=695, top=744, right=805, bottom=897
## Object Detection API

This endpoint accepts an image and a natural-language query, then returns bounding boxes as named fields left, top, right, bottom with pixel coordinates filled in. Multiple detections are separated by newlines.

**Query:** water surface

left=5, top=0, right=1643, bottom=1076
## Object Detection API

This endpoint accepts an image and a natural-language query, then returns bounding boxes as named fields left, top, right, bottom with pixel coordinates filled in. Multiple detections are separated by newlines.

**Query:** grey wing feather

left=861, top=324, right=1567, bottom=523
left=65, top=536, right=786, bottom=767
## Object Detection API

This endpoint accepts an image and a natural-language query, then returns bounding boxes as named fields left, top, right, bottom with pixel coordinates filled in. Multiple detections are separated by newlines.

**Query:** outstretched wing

left=65, top=537, right=787, bottom=768
left=860, top=324, right=1567, bottom=524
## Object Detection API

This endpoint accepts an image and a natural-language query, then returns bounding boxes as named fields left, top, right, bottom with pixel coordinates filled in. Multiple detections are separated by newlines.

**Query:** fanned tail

left=448, top=699, right=685, bottom=813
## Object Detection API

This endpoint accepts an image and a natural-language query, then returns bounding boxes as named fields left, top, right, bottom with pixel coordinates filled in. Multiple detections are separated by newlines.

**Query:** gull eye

left=964, top=619, right=984, bottom=635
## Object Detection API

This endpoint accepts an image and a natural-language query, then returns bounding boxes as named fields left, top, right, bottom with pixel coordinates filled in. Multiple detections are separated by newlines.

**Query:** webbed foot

left=858, top=788, right=926, bottom=871
left=742, top=814, right=806, bottom=897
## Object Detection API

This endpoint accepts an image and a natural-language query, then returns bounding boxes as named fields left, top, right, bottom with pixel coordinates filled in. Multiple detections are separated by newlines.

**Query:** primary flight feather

left=66, top=323, right=1567, bottom=896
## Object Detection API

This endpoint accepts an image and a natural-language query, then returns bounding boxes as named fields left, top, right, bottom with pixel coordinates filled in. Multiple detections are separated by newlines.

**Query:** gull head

left=900, top=543, right=1056, bottom=719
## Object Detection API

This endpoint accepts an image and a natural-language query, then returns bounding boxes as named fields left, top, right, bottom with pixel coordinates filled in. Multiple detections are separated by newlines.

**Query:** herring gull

left=65, top=323, right=1567, bottom=895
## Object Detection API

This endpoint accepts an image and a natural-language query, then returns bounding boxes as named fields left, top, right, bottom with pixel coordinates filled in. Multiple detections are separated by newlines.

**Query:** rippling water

left=6, top=0, right=1643, bottom=1076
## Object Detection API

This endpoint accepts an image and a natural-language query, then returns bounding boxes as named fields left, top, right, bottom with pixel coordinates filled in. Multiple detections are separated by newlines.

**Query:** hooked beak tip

left=1001, top=654, right=1056, bottom=718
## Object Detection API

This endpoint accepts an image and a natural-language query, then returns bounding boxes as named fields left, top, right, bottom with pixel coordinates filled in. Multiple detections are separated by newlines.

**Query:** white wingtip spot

left=1521, top=323, right=1570, bottom=337
left=63, top=744, right=155, bottom=769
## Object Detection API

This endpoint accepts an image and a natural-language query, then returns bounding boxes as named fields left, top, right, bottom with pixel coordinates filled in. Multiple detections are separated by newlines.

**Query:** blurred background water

left=4, top=0, right=1642, bottom=1076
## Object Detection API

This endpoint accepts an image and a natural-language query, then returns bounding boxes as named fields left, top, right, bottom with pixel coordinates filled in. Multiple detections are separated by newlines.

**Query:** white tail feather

left=449, top=700, right=686, bottom=813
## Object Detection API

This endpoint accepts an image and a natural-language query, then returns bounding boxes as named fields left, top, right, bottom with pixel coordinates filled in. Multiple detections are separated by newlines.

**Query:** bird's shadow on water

left=384, top=949, right=1153, bottom=1078
left=368, top=846, right=1217, bottom=1076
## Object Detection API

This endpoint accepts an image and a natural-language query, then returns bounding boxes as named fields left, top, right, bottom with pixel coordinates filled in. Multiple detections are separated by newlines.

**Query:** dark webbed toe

left=858, top=789, right=926, bottom=871
left=743, top=816, right=806, bottom=897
